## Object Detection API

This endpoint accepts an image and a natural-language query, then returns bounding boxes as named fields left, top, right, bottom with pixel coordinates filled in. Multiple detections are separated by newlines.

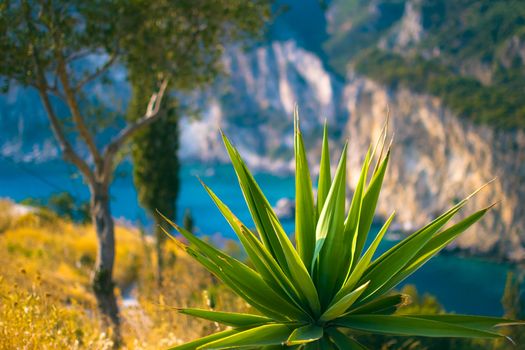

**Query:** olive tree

left=0, top=0, right=270, bottom=341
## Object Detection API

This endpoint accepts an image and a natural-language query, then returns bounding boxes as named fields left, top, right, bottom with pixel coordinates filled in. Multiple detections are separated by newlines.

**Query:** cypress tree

left=128, top=77, right=179, bottom=287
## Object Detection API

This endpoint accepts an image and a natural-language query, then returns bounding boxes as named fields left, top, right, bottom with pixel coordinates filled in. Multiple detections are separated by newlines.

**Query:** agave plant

left=162, top=113, right=523, bottom=349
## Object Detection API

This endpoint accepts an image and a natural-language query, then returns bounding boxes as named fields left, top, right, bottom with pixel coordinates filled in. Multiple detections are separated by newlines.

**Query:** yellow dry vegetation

left=0, top=200, right=247, bottom=349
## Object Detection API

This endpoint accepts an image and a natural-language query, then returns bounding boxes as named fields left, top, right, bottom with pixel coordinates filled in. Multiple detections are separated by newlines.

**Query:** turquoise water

left=0, top=160, right=517, bottom=316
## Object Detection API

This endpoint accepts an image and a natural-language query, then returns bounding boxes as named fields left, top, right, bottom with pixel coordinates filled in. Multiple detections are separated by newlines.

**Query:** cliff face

left=343, top=72, right=525, bottom=262
left=180, top=41, right=345, bottom=173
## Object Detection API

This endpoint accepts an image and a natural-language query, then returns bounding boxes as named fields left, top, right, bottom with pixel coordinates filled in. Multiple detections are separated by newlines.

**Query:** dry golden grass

left=0, top=275, right=113, bottom=350
left=0, top=200, right=246, bottom=349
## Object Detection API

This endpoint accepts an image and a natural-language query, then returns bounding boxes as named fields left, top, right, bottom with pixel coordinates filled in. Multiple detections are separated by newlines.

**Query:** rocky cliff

left=180, top=40, right=346, bottom=173
left=343, top=72, right=525, bottom=262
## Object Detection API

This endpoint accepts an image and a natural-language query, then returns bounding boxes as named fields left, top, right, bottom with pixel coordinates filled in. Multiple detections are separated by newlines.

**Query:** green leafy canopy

left=161, top=112, right=524, bottom=349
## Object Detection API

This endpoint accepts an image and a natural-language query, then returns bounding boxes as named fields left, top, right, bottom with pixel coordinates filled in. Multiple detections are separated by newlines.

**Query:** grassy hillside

left=0, top=199, right=522, bottom=349
left=0, top=200, right=246, bottom=349
left=325, top=0, right=525, bottom=129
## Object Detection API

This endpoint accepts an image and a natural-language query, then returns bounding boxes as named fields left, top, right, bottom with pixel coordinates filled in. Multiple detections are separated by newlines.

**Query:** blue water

left=0, top=160, right=517, bottom=316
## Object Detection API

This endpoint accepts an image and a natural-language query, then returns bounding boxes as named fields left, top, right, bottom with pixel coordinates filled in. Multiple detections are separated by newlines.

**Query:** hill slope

left=0, top=200, right=244, bottom=349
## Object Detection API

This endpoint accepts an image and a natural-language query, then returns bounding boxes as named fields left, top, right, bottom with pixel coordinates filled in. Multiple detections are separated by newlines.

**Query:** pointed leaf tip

left=466, top=179, right=495, bottom=201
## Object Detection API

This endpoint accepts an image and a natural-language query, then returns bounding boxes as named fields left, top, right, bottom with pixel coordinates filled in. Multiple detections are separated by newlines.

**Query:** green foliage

left=183, top=209, right=195, bottom=234
left=354, top=49, right=525, bottom=129
left=0, top=0, right=271, bottom=129
left=0, top=0, right=272, bottom=202
left=356, top=286, right=489, bottom=350
left=162, top=118, right=524, bottom=349
left=324, top=0, right=406, bottom=74
left=127, top=76, right=179, bottom=286
left=419, top=0, right=525, bottom=62
left=496, top=273, right=525, bottom=349
left=128, top=78, right=179, bottom=222
left=22, top=192, right=90, bottom=224
left=502, top=273, right=524, bottom=321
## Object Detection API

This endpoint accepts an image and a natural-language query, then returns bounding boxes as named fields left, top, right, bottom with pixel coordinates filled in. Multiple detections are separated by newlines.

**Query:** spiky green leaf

left=200, top=181, right=311, bottom=318
left=160, top=215, right=306, bottom=321
left=352, top=150, right=390, bottom=265
left=222, top=133, right=289, bottom=270
left=267, top=210, right=321, bottom=316
left=326, top=328, right=368, bottom=350
left=335, top=212, right=395, bottom=303
left=198, top=324, right=293, bottom=349
left=338, top=148, right=371, bottom=288
left=286, top=324, right=323, bottom=345
left=348, top=294, right=410, bottom=315
left=177, top=308, right=273, bottom=327
left=314, top=144, right=347, bottom=306
left=316, top=122, right=331, bottom=218
left=373, top=206, right=493, bottom=298
left=356, top=202, right=466, bottom=302
left=168, top=328, right=243, bottom=350
left=320, top=282, right=369, bottom=322
left=404, top=314, right=525, bottom=331
left=294, top=111, right=316, bottom=271
left=334, top=315, right=504, bottom=339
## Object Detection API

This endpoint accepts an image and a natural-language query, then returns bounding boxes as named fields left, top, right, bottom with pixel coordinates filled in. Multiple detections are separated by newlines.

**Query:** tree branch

left=37, top=86, right=96, bottom=185
left=30, top=79, right=66, bottom=101
left=73, top=53, right=118, bottom=92
left=65, top=48, right=99, bottom=63
left=30, top=52, right=95, bottom=185
left=55, top=51, right=104, bottom=168
left=102, top=78, right=169, bottom=181
left=23, top=3, right=95, bottom=186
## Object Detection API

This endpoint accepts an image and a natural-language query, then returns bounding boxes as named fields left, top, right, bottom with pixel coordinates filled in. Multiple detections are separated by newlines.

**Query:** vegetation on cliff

left=326, top=0, right=525, bottom=129
left=353, top=49, right=525, bottom=129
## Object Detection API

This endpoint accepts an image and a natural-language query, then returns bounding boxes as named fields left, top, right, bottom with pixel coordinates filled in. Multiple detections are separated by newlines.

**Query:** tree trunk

left=154, top=218, right=166, bottom=288
left=90, top=182, right=121, bottom=346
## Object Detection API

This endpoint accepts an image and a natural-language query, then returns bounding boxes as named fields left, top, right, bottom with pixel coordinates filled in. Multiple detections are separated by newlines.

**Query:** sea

left=0, top=159, right=519, bottom=316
